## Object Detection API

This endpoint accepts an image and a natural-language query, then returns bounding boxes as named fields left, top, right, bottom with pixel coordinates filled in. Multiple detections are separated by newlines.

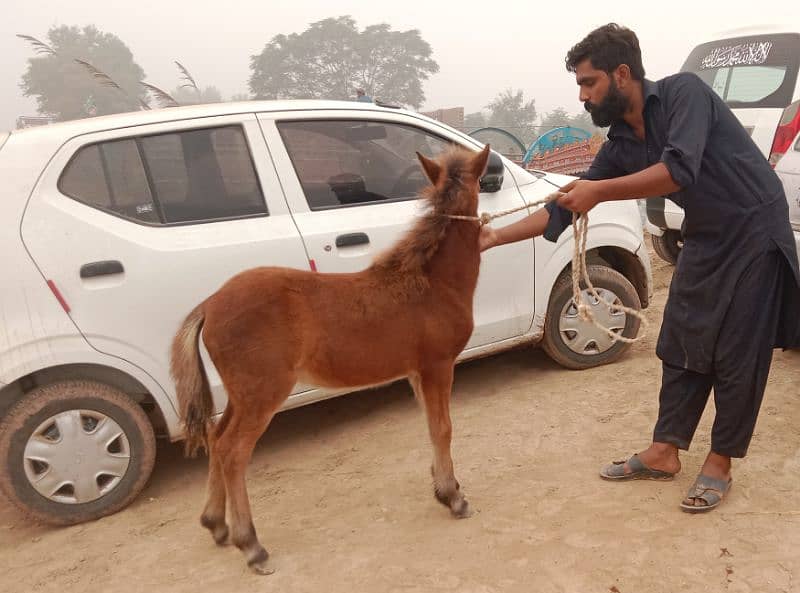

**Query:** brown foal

left=171, top=145, right=490, bottom=574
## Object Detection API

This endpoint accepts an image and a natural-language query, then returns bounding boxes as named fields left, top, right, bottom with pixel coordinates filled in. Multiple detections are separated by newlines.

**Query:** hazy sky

left=3, top=0, right=799, bottom=132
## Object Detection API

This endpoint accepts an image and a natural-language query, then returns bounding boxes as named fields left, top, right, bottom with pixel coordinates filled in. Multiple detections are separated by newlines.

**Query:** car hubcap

left=558, top=288, right=627, bottom=355
left=23, top=410, right=131, bottom=504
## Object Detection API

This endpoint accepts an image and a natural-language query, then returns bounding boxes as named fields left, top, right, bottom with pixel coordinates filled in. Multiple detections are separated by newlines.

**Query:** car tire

left=542, top=265, right=642, bottom=370
left=0, top=380, right=156, bottom=525
left=651, top=230, right=682, bottom=265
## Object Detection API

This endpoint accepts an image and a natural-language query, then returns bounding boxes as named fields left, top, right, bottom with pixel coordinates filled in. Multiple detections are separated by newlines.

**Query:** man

left=480, top=23, right=800, bottom=512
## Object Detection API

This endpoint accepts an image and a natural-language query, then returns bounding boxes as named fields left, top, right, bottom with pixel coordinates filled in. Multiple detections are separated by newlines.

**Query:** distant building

left=420, top=107, right=464, bottom=130
left=527, top=136, right=604, bottom=176
left=16, top=115, right=57, bottom=129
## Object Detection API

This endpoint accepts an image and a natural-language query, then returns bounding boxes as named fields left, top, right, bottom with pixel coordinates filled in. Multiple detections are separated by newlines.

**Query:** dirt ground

left=2, top=246, right=799, bottom=593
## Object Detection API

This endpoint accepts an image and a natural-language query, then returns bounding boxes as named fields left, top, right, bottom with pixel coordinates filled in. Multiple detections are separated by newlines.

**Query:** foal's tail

left=170, top=304, right=213, bottom=457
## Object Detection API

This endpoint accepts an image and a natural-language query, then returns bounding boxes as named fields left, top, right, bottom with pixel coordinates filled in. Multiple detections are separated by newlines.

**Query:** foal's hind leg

left=200, top=412, right=230, bottom=545
left=214, top=377, right=293, bottom=575
left=411, top=364, right=470, bottom=518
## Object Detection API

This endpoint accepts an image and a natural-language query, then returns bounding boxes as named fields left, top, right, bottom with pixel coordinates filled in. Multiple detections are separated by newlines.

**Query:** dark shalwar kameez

left=544, top=72, right=800, bottom=457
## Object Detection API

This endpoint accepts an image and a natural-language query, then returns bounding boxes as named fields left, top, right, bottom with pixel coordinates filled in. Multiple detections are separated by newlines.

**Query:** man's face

left=575, top=59, right=630, bottom=127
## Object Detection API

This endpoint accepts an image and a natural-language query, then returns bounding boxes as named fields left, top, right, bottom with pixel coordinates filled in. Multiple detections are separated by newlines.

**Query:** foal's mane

left=370, top=147, right=479, bottom=286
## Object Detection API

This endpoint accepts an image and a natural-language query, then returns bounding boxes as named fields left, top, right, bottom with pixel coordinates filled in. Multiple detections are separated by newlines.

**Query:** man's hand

left=557, top=179, right=606, bottom=214
left=479, top=225, right=499, bottom=252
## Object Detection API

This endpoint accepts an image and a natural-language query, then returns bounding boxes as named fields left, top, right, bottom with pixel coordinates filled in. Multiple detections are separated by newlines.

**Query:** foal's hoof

left=247, top=547, right=274, bottom=576
left=212, top=525, right=230, bottom=546
left=200, top=516, right=230, bottom=546
left=249, top=562, right=275, bottom=576
left=450, top=498, right=472, bottom=519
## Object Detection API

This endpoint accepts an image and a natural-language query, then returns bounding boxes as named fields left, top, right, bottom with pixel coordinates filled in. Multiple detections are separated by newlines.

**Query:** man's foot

left=681, top=452, right=732, bottom=511
left=680, top=475, right=732, bottom=513
left=697, top=451, right=732, bottom=481
left=600, top=443, right=681, bottom=480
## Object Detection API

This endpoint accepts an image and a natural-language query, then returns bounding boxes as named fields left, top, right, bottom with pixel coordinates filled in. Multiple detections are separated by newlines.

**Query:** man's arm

left=481, top=141, right=627, bottom=251
left=480, top=206, right=550, bottom=251
left=557, top=162, right=680, bottom=213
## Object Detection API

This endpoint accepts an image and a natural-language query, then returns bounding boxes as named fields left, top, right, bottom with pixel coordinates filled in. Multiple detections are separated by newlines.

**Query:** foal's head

left=370, top=145, right=492, bottom=285
left=416, top=144, right=491, bottom=219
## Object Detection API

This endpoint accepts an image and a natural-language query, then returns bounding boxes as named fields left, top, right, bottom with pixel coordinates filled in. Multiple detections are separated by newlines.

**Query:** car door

left=21, top=114, right=311, bottom=413
left=258, top=110, right=536, bottom=348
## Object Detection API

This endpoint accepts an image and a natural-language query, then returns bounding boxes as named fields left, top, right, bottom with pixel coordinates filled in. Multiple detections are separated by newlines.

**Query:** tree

left=464, top=111, right=487, bottom=130
left=171, top=85, right=223, bottom=105
left=539, top=107, right=603, bottom=136
left=20, top=25, right=146, bottom=121
left=486, top=89, right=537, bottom=145
left=539, top=107, right=572, bottom=132
left=570, top=110, right=603, bottom=135
left=249, top=16, right=439, bottom=109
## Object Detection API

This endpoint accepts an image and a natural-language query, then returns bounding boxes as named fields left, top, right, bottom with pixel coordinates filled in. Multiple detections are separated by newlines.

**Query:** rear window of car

left=59, top=125, right=267, bottom=225
left=681, top=33, right=800, bottom=109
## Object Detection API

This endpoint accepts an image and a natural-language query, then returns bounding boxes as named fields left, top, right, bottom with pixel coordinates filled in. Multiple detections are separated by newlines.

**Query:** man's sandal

left=680, top=474, right=732, bottom=513
left=600, top=454, right=677, bottom=481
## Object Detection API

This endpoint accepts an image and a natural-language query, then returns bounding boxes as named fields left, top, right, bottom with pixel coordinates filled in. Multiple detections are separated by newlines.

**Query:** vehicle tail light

left=769, top=100, right=800, bottom=167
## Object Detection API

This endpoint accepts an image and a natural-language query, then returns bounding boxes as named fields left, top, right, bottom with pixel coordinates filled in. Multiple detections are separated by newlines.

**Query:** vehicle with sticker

left=646, top=25, right=800, bottom=264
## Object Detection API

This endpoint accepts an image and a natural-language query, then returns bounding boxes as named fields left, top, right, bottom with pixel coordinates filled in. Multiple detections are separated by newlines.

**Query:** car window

left=139, top=126, right=266, bottom=223
left=682, top=33, right=800, bottom=109
left=697, top=66, right=788, bottom=103
left=60, top=144, right=114, bottom=210
left=277, top=119, right=452, bottom=210
left=102, top=139, right=159, bottom=223
left=59, top=125, right=267, bottom=224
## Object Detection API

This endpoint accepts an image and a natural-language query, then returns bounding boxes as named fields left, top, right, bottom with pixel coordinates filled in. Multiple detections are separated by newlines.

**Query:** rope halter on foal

left=447, top=191, right=648, bottom=345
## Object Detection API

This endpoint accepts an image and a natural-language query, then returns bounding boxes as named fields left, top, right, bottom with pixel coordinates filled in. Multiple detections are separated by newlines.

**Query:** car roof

left=704, top=24, right=800, bottom=41
left=7, top=100, right=414, bottom=141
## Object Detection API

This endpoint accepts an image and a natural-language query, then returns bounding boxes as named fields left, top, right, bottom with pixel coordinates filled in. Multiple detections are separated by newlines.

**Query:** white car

left=776, top=129, right=800, bottom=256
left=0, top=100, right=651, bottom=524
left=646, top=25, right=800, bottom=263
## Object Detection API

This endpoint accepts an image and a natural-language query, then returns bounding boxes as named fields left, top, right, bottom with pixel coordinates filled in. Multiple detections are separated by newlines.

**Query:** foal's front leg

left=411, top=365, right=470, bottom=518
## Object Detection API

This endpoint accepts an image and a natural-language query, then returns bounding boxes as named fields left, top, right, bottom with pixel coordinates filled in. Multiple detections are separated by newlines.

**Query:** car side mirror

left=480, top=150, right=504, bottom=193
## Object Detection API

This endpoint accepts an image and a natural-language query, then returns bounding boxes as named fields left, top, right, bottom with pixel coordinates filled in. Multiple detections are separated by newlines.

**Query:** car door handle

left=335, top=232, right=370, bottom=248
left=80, top=260, right=125, bottom=279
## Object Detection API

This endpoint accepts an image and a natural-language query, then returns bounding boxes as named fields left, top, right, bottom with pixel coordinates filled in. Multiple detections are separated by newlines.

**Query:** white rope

left=447, top=191, right=648, bottom=344
left=568, top=209, right=648, bottom=344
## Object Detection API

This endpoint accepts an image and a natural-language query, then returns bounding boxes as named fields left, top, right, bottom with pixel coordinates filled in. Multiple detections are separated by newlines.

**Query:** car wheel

left=0, top=380, right=156, bottom=525
left=542, top=265, right=642, bottom=370
left=651, top=230, right=682, bottom=265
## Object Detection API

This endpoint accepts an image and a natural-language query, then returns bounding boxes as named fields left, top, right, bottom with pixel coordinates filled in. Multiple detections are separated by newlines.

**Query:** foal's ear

left=471, top=144, right=491, bottom=179
left=416, top=152, right=442, bottom=185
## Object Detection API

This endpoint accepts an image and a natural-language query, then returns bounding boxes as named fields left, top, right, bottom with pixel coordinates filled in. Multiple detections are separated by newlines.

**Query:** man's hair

left=565, top=23, right=645, bottom=81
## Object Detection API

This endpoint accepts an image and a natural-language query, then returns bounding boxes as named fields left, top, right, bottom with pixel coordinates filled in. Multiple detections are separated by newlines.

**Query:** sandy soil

left=2, top=246, right=799, bottom=593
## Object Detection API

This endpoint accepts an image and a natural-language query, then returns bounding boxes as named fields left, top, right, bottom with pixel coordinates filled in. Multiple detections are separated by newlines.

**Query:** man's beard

left=584, top=79, right=630, bottom=127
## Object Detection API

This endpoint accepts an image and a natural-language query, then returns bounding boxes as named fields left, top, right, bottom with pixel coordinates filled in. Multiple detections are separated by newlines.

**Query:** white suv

left=0, top=101, right=651, bottom=524
left=647, top=25, right=800, bottom=263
